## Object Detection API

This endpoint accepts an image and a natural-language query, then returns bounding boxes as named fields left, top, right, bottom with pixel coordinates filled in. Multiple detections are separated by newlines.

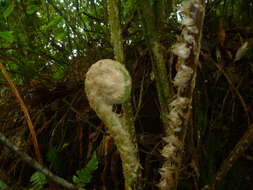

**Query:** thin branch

left=0, top=62, right=43, bottom=164
left=214, top=62, right=250, bottom=124
left=0, top=46, right=58, bottom=62
left=81, top=11, right=104, bottom=22
left=139, top=0, right=173, bottom=127
left=0, top=132, right=85, bottom=190
left=201, top=124, right=253, bottom=190
left=62, top=99, right=105, bottom=134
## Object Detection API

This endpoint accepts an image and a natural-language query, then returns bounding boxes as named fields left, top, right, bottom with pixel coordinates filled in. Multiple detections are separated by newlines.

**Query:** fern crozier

left=85, top=59, right=131, bottom=106
left=85, top=59, right=139, bottom=190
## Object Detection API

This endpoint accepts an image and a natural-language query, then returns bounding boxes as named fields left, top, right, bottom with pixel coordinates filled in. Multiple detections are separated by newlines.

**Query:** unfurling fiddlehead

left=85, top=59, right=140, bottom=190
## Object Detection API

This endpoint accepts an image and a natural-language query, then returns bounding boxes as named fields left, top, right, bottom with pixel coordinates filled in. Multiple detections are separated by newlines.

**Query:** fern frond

left=73, top=151, right=98, bottom=187
left=29, top=171, right=47, bottom=190
left=46, top=146, right=60, bottom=165
left=0, top=180, right=8, bottom=190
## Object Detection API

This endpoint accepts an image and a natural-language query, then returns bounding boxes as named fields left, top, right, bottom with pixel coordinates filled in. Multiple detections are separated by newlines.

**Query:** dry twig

left=0, top=62, right=43, bottom=164
left=0, top=132, right=85, bottom=190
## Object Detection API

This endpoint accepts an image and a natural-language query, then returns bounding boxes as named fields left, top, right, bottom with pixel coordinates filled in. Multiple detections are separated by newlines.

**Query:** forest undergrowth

left=0, top=0, right=253, bottom=190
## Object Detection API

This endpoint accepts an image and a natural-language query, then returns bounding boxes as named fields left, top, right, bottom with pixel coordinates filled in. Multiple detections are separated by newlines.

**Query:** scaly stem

left=159, top=0, right=205, bottom=189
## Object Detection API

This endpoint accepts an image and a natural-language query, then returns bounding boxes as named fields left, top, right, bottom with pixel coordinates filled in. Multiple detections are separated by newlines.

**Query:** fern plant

left=72, top=151, right=98, bottom=188
left=0, top=180, right=8, bottom=190
left=29, top=171, right=47, bottom=190
left=46, top=146, right=60, bottom=166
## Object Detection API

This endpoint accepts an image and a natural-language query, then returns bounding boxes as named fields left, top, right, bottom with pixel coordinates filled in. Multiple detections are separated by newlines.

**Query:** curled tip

left=85, top=59, right=132, bottom=106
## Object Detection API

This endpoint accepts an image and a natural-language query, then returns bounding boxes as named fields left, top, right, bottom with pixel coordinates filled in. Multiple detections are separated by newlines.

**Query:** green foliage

left=0, top=180, right=8, bottom=190
left=73, top=152, right=98, bottom=188
left=3, top=0, right=14, bottom=19
left=41, top=16, right=63, bottom=31
left=26, top=5, right=39, bottom=15
left=46, top=146, right=60, bottom=165
left=0, top=31, right=14, bottom=42
left=29, top=172, right=47, bottom=190
left=55, top=32, right=65, bottom=41
left=0, top=0, right=252, bottom=189
left=51, top=64, right=66, bottom=80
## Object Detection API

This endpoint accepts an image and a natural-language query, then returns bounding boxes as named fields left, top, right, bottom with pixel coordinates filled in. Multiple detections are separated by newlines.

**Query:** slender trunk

left=139, top=1, right=174, bottom=127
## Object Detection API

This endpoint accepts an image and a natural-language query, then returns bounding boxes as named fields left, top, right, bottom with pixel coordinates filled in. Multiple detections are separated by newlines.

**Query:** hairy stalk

left=85, top=59, right=140, bottom=190
left=159, top=0, right=205, bottom=189
left=107, top=0, right=137, bottom=146
left=139, top=1, right=173, bottom=126
left=107, top=0, right=124, bottom=63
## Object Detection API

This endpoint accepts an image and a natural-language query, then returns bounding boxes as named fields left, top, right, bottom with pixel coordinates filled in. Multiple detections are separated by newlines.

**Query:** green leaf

left=41, top=16, right=63, bottom=31
left=0, top=180, right=8, bottom=190
left=7, top=63, right=19, bottom=71
left=46, top=146, right=60, bottom=164
left=3, top=1, right=15, bottom=18
left=62, top=142, right=70, bottom=149
left=26, top=5, right=39, bottom=15
left=55, top=32, right=65, bottom=41
left=52, top=67, right=65, bottom=80
left=29, top=172, right=47, bottom=190
left=73, top=152, right=98, bottom=187
left=0, top=31, right=14, bottom=42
